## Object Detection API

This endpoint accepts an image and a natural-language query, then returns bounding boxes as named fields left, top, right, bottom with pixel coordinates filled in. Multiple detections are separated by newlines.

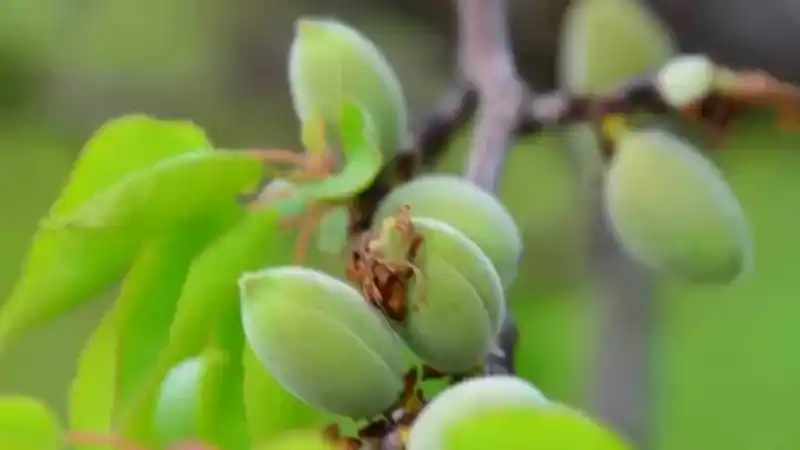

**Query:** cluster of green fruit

left=236, top=174, right=521, bottom=417
left=0, top=0, right=757, bottom=448
left=561, top=0, right=753, bottom=284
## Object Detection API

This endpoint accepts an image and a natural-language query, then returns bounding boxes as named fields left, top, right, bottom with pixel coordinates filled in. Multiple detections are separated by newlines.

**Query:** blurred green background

left=1, top=1, right=799, bottom=449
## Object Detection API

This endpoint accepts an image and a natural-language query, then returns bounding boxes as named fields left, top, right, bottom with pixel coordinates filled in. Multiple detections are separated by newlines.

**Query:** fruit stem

left=246, top=148, right=310, bottom=168
left=65, top=431, right=150, bottom=450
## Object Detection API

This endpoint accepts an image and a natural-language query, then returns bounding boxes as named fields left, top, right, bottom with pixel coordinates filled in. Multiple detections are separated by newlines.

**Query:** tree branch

left=453, top=0, right=527, bottom=378
left=456, top=0, right=530, bottom=192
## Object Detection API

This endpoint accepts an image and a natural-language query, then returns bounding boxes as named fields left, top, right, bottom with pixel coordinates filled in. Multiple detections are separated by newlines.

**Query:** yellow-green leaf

left=198, top=305, right=249, bottom=450
left=69, top=307, right=116, bottom=450
left=53, top=151, right=265, bottom=231
left=243, top=345, right=330, bottom=444
left=0, top=396, right=62, bottom=450
left=256, top=431, right=336, bottom=450
left=53, top=114, right=212, bottom=216
left=294, top=102, right=382, bottom=201
left=119, top=208, right=282, bottom=437
left=0, top=114, right=210, bottom=349
left=114, top=210, right=240, bottom=441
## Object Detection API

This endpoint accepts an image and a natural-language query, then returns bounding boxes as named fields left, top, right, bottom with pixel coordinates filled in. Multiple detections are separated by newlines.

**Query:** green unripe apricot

left=559, top=0, right=675, bottom=93
left=153, top=356, right=207, bottom=444
left=407, top=376, right=549, bottom=450
left=375, top=175, right=523, bottom=288
left=239, top=266, right=405, bottom=419
left=442, top=404, right=629, bottom=450
left=605, top=129, right=753, bottom=283
left=395, top=217, right=506, bottom=373
left=288, top=18, right=411, bottom=156
left=409, top=375, right=628, bottom=450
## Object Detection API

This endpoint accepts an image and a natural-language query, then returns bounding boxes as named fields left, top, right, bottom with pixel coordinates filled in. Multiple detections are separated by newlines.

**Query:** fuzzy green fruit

left=656, top=54, right=716, bottom=108
left=288, top=18, right=410, bottom=156
left=559, top=0, right=676, bottom=93
left=442, top=404, right=630, bottom=450
left=605, top=129, right=753, bottom=283
left=409, top=375, right=627, bottom=450
left=239, top=266, right=405, bottom=419
left=375, top=175, right=522, bottom=288
left=153, top=356, right=207, bottom=444
left=394, top=217, right=505, bottom=373
left=413, top=218, right=505, bottom=332
left=407, top=376, right=549, bottom=450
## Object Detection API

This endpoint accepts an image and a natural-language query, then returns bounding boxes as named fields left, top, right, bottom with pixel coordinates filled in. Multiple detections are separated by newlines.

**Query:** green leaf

left=52, top=115, right=212, bottom=216
left=294, top=102, right=382, bottom=201
left=69, top=307, right=116, bottom=450
left=0, top=227, right=141, bottom=351
left=243, top=345, right=330, bottom=444
left=315, top=206, right=349, bottom=254
left=239, top=266, right=405, bottom=419
left=0, top=114, right=209, bottom=349
left=52, top=151, right=265, bottom=231
left=197, top=304, right=249, bottom=450
left=114, top=209, right=240, bottom=441
left=442, top=405, right=630, bottom=450
left=0, top=396, right=62, bottom=450
left=119, top=207, right=283, bottom=436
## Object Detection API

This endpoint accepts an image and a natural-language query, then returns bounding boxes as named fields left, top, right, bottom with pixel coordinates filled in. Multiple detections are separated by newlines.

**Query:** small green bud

left=288, top=18, right=410, bottom=156
left=656, top=54, right=716, bottom=108
left=376, top=175, right=522, bottom=288
left=605, top=129, right=753, bottom=283
left=239, top=266, right=405, bottom=419
left=153, top=357, right=207, bottom=444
